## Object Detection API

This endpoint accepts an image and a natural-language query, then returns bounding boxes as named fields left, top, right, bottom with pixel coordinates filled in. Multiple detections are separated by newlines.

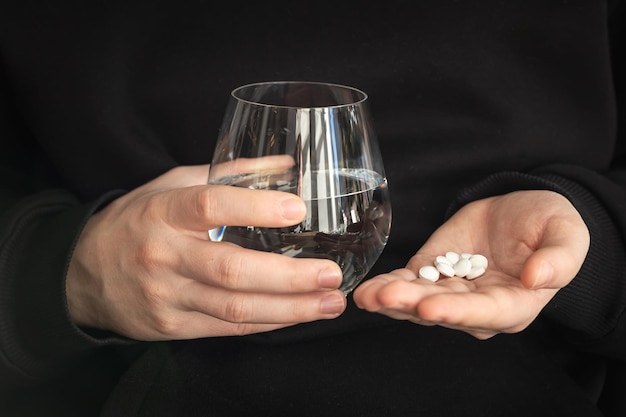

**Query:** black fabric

left=1, top=1, right=626, bottom=416
left=102, top=314, right=605, bottom=417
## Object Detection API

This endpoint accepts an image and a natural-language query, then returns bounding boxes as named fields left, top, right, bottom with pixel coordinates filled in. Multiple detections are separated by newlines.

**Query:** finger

left=521, top=218, right=590, bottom=289
left=354, top=275, right=507, bottom=331
left=519, top=197, right=590, bottom=289
left=417, top=285, right=557, bottom=332
left=417, top=290, right=513, bottom=328
left=137, top=165, right=211, bottom=192
left=164, top=185, right=307, bottom=231
left=178, top=238, right=343, bottom=292
left=355, top=282, right=512, bottom=338
left=150, top=310, right=295, bottom=340
left=353, top=269, right=430, bottom=311
left=160, top=165, right=212, bottom=188
left=179, top=282, right=346, bottom=324
left=209, top=155, right=296, bottom=181
left=354, top=273, right=542, bottom=333
left=521, top=244, right=588, bottom=289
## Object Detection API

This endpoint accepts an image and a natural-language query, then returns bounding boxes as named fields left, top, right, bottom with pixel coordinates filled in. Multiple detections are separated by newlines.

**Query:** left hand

left=352, top=190, right=590, bottom=339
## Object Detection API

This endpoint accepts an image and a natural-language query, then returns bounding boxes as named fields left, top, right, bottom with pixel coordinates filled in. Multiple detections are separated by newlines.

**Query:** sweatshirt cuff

left=1, top=189, right=132, bottom=383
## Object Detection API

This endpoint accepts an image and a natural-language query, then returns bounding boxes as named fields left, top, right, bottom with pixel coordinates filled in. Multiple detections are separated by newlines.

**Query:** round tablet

left=466, top=266, right=486, bottom=280
left=453, top=258, right=472, bottom=277
left=445, top=251, right=460, bottom=264
left=469, top=254, right=488, bottom=269
left=435, top=261, right=456, bottom=277
left=419, top=265, right=440, bottom=282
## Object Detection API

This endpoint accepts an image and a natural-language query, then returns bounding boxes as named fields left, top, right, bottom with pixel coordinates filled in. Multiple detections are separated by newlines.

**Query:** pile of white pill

left=418, top=251, right=488, bottom=282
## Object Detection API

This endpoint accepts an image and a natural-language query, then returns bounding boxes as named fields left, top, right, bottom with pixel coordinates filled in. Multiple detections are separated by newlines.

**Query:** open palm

left=352, top=190, right=590, bottom=339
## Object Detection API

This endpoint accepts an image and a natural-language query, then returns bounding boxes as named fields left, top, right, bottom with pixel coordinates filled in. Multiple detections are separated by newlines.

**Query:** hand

left=352, top=190, right=590, bottom=339
left=66, top=164, right=346, bottom=341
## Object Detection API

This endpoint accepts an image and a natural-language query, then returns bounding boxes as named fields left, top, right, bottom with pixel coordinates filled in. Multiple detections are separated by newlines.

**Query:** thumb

left=521, top=244, right=587, bottom=290
left=165, top=185, right=307, bottom=232
left=521, top=206, right=590, bottom=290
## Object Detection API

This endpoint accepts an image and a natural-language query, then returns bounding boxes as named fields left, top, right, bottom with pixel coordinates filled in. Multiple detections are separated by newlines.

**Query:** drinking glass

left=208, top=81, right=391, bottom=294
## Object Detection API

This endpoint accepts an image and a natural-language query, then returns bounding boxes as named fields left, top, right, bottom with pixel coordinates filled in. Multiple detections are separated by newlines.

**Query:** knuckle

left=215, top=251, right=246, bottom=289
left=290, top=299, right=311, bottom=322
left=230, top=323, right=257, bottom=336
left=198, top=187, right=223, bottom=220
left=133, top=239, right=169, bottom=274
left=141, top=280, right=170, bottom=309
left=150, top=312, right=182, bottom=337
left=139, top=285, right=180, bottom=337
left=136, top=192, right=164, bottom=222
left=278, top=259, right=298, bottom=292
left=221, top=294, right=250, bottom=323
left=195, top=188, right=212, bottom=216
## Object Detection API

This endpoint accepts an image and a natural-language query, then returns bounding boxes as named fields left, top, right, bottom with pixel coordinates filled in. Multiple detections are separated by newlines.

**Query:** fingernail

left=318, top=268, right=342, bottom=289
left=534, top=260, right=554, bottom=288
left=321, top=293, right=345, bottom=315
left=280, top=198, right=305, bottom=220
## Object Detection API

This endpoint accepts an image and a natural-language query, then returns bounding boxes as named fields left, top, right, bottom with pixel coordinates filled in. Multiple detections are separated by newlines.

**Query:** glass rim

left=230, top=80, right=368, bottom=109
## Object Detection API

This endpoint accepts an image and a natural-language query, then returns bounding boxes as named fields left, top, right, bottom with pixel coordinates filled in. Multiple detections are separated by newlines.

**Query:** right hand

left=66, top=164, right=346, bottom=341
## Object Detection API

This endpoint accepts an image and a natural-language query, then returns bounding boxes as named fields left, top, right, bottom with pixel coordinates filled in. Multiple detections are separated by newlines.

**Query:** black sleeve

left=0, top=56, right=136, bottom=394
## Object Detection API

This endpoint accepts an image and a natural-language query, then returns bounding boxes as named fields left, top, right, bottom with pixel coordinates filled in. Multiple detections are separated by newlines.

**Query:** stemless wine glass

left=208, top=81, right=391, bottom=294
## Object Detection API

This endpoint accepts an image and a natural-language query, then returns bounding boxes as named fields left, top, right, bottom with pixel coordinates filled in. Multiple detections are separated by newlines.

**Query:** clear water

left=209, top=168, right=392, bottom=293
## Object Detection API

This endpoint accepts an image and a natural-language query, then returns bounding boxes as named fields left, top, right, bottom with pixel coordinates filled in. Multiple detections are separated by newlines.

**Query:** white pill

left=419, top=265, right=440, bottom=282
left=466, top=266, right=486, bottom=280
left=453, top=258, right=472, bottom=277
left=445, top=251, right=460, bottom=264
left=435, top=261, right=456, bottom=277
left=435, top=255, right=452, bottom=266
left=460, top=253, right=472, bottom=259
left=469, top=254, right=488, bottom=269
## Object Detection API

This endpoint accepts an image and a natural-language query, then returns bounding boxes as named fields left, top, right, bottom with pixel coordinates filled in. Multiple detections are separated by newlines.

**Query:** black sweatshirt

left=1, top=1, right=626, bottom=416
